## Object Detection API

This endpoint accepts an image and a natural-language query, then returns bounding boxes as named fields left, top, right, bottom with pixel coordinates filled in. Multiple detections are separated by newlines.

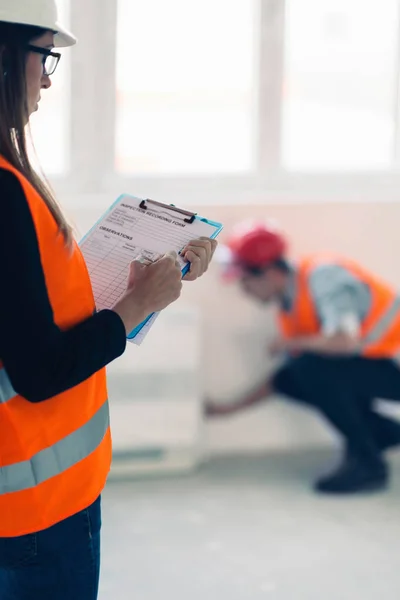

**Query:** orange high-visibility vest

left=0, top=157, right=111, bottom=537
left=278, top=255, right=400, bottom=358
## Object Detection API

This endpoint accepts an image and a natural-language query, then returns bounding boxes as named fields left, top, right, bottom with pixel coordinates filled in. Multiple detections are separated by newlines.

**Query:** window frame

left=49, top=0, right=400, bottom=208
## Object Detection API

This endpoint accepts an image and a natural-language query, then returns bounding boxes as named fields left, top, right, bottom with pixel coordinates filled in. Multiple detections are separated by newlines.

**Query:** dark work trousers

left=271, top=353, right=400, bottom=462
left=0, top=496, right=101, bottom=600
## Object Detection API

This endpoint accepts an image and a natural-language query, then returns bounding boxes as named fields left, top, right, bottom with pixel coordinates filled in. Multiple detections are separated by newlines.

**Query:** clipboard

left=79, top=194, right=223, bottom=344
left=127, top=198, right=222, bottom=341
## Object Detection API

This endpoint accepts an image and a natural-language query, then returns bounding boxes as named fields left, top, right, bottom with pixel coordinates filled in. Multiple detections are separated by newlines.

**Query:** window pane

left=116, top=0, right=256, bottom=174
left=283, top=0, right=399, bottom=170
left=29, top=0, right=70, bottom=174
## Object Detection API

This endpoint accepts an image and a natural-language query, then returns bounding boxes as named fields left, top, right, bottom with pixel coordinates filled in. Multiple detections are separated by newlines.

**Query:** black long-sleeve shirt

left=0, top=169, right=127, bottom=403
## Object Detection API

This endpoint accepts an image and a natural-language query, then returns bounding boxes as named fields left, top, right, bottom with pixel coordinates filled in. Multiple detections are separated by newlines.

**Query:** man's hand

left=204, top=381, right=272, bottom=418
left=268, top=337, right=288, bottom=357
left=269, top=333, right=360, bottom=356
left=204, top=399, right=241, bottom=418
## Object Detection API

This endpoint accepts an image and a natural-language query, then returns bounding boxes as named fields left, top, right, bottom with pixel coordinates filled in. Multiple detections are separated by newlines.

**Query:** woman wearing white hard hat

left=0, top=1, right=217, bottom=598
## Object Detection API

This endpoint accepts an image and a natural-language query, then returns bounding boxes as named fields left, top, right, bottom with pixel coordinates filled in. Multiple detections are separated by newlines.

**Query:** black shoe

left=315, top=456, right=389, bottom=495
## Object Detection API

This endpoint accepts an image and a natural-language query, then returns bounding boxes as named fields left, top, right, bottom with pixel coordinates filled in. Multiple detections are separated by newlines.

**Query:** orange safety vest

left=0, top=157, right=111, bottom=537
left=278, top=255, right=400, bottom=359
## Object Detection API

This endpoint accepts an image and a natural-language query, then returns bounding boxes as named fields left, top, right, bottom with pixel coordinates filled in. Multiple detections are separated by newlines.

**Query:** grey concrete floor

left=100, top=450, right=400, bottom=600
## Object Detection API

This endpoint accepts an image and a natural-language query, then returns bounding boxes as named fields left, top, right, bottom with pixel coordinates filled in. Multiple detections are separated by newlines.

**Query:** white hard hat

left=0, top=0, right=76, bottom=48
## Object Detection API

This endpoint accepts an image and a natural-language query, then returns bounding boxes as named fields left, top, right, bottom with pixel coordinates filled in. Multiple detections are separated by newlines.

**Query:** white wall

left=69, top=194, right=400, bottom=455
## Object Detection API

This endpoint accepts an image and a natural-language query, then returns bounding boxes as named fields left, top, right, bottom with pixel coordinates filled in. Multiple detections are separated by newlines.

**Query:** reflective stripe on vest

left=0, top=400, right=109, bottom=495
left=0, top=368, right=17, bottom=404
left=362, top=296, right=400, bottom=347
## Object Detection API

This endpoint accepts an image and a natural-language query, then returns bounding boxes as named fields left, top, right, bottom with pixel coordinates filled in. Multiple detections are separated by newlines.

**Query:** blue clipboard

left=79, top=195, right=223, bottom=342
left=126, top=198, right=223, bottom=341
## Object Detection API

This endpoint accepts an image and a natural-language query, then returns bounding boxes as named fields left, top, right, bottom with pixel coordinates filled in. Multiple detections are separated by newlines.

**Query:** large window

left=115, top=0, right=257, bottom=174
left=283, top=0, right=399, bottom=170
left=30, top=0, right=400, bottom=203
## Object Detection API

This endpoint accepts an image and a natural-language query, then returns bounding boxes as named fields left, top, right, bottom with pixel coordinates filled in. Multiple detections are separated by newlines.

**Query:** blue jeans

left=0, top=495, right=101, bottom=600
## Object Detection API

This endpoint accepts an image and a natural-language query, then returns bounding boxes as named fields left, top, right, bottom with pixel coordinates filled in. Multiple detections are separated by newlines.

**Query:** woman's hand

left=112, top=251, right=183, bottom=334
left=181, top=237, right=218, bottom=281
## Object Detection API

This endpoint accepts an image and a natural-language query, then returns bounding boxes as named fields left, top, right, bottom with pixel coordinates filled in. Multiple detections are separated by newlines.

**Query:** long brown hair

left=0, top=22, right=72, bottom=244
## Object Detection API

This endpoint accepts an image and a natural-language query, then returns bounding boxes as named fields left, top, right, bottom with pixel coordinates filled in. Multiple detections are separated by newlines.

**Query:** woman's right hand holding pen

left=112, top=251, right=182, bottom=334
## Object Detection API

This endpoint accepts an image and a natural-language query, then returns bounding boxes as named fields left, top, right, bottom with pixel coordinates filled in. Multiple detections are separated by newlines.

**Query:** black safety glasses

left=27, top=45, right=61, bottom=76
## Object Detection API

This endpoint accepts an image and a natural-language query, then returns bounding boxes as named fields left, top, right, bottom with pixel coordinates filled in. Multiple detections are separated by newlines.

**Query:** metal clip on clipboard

left=139, top=198, right=197, bottom=224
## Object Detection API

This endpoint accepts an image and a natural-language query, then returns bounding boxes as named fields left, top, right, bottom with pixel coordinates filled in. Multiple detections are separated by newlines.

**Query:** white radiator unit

left=106, top=305, right=204, bottom=477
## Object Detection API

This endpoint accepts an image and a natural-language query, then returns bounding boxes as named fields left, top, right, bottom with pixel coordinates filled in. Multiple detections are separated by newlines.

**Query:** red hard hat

left=226, top=220, right=287, bottom=268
